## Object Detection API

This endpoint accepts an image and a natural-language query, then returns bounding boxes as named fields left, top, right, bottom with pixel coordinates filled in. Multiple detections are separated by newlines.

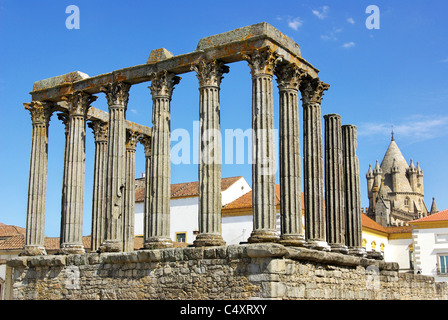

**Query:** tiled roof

left=410, top=208, right=448, bottom=223
left=0, top=233, right=188, bottom=251
left=361, top=214, right=387, bottom=233
left=0, top=234, right=92, bottom=251
left=135, top=176, right=243, bottom=202
left=0, top=223, right=26, bottom=237
left=222, top=185, right=306, bottom=211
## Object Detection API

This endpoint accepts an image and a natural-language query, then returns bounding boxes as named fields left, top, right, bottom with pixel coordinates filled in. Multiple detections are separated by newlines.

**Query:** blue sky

left=0, top=0, right=447, bottom=237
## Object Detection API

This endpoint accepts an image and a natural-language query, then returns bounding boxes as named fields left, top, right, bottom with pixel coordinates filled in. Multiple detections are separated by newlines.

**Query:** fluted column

left=275, top=63, right=306, bottom=246
left=324, top=114, right=348, bottom=253
left=21, top=101, right=54, bottom=256
left=88, top=120, right=108, bottom=252
left=144, top=71, right=180, bottom=249
left=300, top=77, right=330, bottom=251
left=342, top=125, right=365, bottom=256
left=192, top=58, right=228, bottom=247
left=244, top=48, right=279, bottom=243
left=99, top=81, right=131, bottom=252
left=123, top=130, right=139, bottom=252
left=139, top=136, right=151, bottom=243
left=58, top=91, right=96, bottom=254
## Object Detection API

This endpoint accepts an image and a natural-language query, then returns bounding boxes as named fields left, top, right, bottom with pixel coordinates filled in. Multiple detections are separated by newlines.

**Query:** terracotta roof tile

left=222, top=185, right=304, bottom=211
left=361, top=214, right=387, bottom=233
left=0, top=223, right=26, bottom=237
left=135, top=176, right=243, bottom=202
left=410, top=208, right=448, bottom=223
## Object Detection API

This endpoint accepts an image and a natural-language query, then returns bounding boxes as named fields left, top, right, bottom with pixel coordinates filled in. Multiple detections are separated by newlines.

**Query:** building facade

left=366, top=135, right=438, bottom=227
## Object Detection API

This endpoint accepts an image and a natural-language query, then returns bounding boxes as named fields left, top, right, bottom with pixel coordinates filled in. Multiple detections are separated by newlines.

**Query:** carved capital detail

left=243, top=48, right=279, bottom=77
left=62, top=91, right=97, bottom=117
left=191, top=58, right=229, bottom=87
left=300, top=77, right=330, bottom=105
left=57, top=112, right=70, bottom=134
left=23, top=101, right=54, bottom=125
left=100, top=81, right=132, bottom=108
left=126, top=130, right=141, bottom=151
left=275, top=63, right=306, bottom=91
left=139, top=135, right=152, bottom=157
left=88, top=120, right=108, bottom=142
left=148, top=70, right=181, bottom=98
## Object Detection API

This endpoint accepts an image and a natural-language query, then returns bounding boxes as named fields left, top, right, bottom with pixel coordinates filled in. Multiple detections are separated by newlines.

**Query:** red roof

left=410, top=208, right=448, bottom=223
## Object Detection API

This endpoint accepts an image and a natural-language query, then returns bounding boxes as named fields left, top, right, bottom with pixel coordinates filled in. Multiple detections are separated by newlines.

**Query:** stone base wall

left=5, top=243, right=447, bottom=300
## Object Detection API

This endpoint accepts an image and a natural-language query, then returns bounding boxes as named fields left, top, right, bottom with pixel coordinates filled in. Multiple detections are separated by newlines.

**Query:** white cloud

left=312, top=6, right=329, bottom=19
left=441, top=58, right=448, bottom=63
left=130, top=109, right=138, bottom=114
left=347, top=17, right=355, bottom=24
left=357, top=115, right=448, bottom=143
left=342, top=41, right=355, bottom=48
left=288, top=17, right=303, bottom=31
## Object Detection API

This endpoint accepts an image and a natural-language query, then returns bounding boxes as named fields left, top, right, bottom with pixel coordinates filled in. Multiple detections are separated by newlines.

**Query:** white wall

left=386, top=238, right=413, bottom=271
left=413, top=227, right=448, bottom=282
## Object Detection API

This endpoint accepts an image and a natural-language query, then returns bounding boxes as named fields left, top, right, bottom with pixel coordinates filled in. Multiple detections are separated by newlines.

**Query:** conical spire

left=366, top=164, right=374, bottom=178
left=430, top=197, right=439, bottom=214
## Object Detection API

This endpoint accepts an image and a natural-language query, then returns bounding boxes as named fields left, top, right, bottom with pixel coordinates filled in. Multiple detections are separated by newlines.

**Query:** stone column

left=144, top=71, right=180, bottom=249
left=275, top=63, right=306, bottom=247
left=244, top=48, right=279, bottom=243
left=99, top=81, right=131, bottom=252
left=59, top=91, right=96, bottom=254
left=57, top=111, right=69, bottom=250
left=324, top=114, right=348, bottom=253
left=191, top=58, right=228, bottom=247
left=21, top=101, right=54, bottom=256
left=342, top=125, right=365, bottom=256
left=88, top=120, right=108, bottom=252
left=300, top=77, right=330, bottom=251
left=123, top=130, right=139, bottom=252
left=139, top=136, right=151, bottom=243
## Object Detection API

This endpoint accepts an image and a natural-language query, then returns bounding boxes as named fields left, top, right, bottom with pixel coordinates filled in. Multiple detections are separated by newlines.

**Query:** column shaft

left=244, top=49, right=278, bottom=243
left=192, top=58, right=228, bottom=247
left=300, top=77, right=330, bottom=250
left=89, top=120, right=108, bottom=252
left=145, top=71, right=180, bottom=249
left=324, top=114, right=348, bottom=253
left=21, top=102, right=53, bottom=256
left=139, top=136, right=151, bottom=243
left=59, top=92, right=96, bottom=254
left=275, top=63, right=305, bottom=246
left=123, top=130, right=139, bottom=252
left=100, top=81, right=131, bottom=252
left=342, top=125, right=365, bottom=256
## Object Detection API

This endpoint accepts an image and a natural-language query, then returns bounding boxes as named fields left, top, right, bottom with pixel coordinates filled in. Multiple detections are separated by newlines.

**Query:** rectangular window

left=439, top=255, right=448, bottom=274
left=176, top=232, right=186, bottom=243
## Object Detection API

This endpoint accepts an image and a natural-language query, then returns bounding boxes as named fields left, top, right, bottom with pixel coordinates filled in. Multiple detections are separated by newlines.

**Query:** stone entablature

left=5, top=243, right=447, bottom=300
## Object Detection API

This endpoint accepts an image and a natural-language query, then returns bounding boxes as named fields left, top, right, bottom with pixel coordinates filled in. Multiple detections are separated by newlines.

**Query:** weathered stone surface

left=147, top=48, right=174, bottom=64
left=6, top=244, right=447, bottom=300
left=196, top=22, right=301, bottom=58
left=33, top=71, right=89, bottom=91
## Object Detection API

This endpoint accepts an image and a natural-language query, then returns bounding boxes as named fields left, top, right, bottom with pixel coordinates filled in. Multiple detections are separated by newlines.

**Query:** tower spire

left=391, top=124, right=394, bottom=141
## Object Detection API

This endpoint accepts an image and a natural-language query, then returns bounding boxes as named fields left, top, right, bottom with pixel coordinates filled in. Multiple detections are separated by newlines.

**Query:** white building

left=409, top=209, right=448, bottom=282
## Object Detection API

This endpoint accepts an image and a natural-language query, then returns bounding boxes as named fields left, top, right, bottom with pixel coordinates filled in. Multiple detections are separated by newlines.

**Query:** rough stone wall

left=6, top=244, right=447, bottom=300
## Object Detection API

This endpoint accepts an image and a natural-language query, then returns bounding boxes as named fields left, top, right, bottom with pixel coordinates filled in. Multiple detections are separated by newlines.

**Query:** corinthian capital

left=100, top=81, right=132, bottom=108
left=88, top=120, right=108, bottom=142
left=148, top=70, right=181, bottom=98
left=126, top=130, right=141, bottom=151
left=62, top=91, right=97, bottom=117
left=191, top=58, right=229, bottom=87
left=243, top=48, right=280, bottom=77
left=139, top=135, right=152, bottom=157
left=300, top=77, right=330, bottom=105
left=275, top=63, right=305, bottom=91
left=23, top=101, right=54, bottom=125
